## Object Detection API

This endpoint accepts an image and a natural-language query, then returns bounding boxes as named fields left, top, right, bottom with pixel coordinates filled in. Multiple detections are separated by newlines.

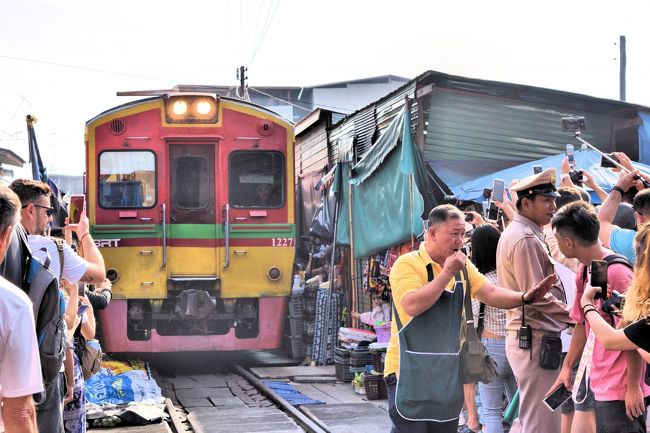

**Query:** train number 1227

left=271, top=237, right=294, bottom=247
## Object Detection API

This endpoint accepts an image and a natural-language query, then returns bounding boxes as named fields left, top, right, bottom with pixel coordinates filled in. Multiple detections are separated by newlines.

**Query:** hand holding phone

left=590, top=260, right=608, bottom=300
left=566, top=144, right=575, bottom=168
left=492, top=178, right=505, bottom=203
left=77, top=304, right=89, bottom=317
left=543, top=383, right=573, bottom=412
left=68, top=195, right=86, bottom=226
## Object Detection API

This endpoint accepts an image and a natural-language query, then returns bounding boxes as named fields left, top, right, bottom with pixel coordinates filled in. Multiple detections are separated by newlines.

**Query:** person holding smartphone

left=550, top=202, right=648, bottom=433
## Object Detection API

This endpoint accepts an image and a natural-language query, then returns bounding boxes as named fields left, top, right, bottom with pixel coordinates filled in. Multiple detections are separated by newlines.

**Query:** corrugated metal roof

left=353, top=105, right=376, bottom=159
left=423, top=89, right=612, bottom=162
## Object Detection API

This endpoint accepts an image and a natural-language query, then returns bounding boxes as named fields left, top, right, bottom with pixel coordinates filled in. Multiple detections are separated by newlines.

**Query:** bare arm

left=624, top=350, right=645, bottom=419
left=79, top=295, right=96, bottom=340
left=2, top=395, right=37, bottom=433
left=73, top=211, right=106, bottom=284
left=598, top=170, right=639, bottom=246
left=581, top=283, right=639, bottom=351
left=401, top=268, right=455, bottom=317
left=582, top=172, right=608, bottom=202
left=475, top=273, right=557, bottom=309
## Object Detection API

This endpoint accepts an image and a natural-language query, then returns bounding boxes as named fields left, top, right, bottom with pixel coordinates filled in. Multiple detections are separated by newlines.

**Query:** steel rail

left=232, top=364, right=329, bottom=433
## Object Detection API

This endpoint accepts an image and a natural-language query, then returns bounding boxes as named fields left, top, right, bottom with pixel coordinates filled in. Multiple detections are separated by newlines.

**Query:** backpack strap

left=53, top=239, right=64, bottom=281
left=603, top=253, right=633, bottom=270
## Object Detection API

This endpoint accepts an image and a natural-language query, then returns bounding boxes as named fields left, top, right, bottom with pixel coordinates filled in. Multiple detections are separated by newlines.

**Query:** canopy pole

left=409, top=174, right=414, bottom=250
left=348, top=165, right=357, bottom=328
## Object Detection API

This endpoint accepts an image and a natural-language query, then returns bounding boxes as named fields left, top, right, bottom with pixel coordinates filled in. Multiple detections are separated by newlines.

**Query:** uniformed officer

left=496, top=168, right=573, bottom=433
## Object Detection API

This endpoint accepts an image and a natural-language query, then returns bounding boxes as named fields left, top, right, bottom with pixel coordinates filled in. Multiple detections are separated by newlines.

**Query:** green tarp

left=334, top=108, right=425, bottom=258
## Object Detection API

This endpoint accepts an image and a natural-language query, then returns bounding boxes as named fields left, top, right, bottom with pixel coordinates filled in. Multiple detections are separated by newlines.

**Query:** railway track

left=157, top=359, right=328, bottom=433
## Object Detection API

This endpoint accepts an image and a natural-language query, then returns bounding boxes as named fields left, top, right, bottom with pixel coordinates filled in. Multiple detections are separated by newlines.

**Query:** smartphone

left=78, top=284, right=86, bottom=296
left=487, top=203, right=500, bottom=221
left=77, top=304, right=89, bottom=317
left=492, top=178, right=505, bottom=202
left=590, top=260, right=608, bottom=300
left=69, top=194, right=86, bottom=226
left=460, top=247, right=468, bottom=256
left=566, top=144, right=575, bottom=168
left=543, top=384, right=572, bottom=412
left=533, top=165, right=543, bottom=174
left=482, top=188, right=493, bottom=200
left=465, top=213, right=473, bottom=223
left=601, top=154, right=620, bottom=168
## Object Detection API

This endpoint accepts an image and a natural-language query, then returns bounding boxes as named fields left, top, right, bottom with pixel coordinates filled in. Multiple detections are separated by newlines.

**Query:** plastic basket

left=363, top=373, right=387, bottom=400
left=374, top=323, right=392, bottom=343
left=335, top=360, right=354, bottom=382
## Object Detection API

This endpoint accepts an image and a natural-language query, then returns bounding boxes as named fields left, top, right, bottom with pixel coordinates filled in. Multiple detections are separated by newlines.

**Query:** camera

left=602, top=291, right=625, bottom=316
left=465, top=214, right=473, bottom=223
left=569, top=170, right=585, bottom=186
left=561, top=116, right=587, bottom=132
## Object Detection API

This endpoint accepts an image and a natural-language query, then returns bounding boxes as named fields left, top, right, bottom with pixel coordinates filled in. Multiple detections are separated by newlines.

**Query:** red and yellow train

left=85, top=91, right=295, bottom=353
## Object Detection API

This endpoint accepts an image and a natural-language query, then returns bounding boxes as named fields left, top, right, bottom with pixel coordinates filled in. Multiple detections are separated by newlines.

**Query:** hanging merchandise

left=311, top=287, right=342, bottom=365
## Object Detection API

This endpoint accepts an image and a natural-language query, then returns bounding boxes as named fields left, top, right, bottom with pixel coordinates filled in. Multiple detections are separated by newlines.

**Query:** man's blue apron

left=393, top=264, right=465, bottom=422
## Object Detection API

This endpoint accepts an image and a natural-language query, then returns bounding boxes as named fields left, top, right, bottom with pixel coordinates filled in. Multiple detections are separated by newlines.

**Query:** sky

left=0, top=0, right=649, bottom=177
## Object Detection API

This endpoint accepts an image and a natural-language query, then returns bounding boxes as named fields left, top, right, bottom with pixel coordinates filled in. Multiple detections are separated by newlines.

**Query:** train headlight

left=267, top=266, right=282, bottom=281
left=196, top=100, right=212, bottom=115
left=172, top=100, right=187, bottom=115
left=165, top=94, right=218, bottom=124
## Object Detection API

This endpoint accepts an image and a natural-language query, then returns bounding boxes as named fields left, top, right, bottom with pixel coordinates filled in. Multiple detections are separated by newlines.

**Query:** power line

left=250, top=0, right=280, bottom=65
left=0, top=53, right=177, bottom=82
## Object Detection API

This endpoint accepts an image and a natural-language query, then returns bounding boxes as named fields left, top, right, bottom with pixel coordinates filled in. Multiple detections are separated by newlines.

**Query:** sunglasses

left=23, top=204, right=55, bottom=216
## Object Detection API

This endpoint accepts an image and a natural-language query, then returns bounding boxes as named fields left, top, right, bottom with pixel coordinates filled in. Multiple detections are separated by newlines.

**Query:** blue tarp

left=639, top=112, right=650, bottom=165
left=263, top=381, right=324, bottom=406
left=452, top=148, right=650, bottom=204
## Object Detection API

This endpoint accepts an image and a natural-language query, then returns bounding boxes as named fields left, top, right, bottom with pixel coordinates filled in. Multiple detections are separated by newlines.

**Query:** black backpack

left=16, top=226, right=66, bottom=384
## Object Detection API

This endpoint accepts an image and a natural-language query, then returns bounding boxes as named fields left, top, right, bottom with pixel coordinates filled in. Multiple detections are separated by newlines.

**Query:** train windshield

left=229, top=151, right=284, bottom=208
left=98, top=151, right=156, bottom=208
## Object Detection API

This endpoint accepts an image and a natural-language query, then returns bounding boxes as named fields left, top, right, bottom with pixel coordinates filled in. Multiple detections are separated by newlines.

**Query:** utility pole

left=619, top=35, right=626, bottom=101
left=236, top=65, right=250, bottom=102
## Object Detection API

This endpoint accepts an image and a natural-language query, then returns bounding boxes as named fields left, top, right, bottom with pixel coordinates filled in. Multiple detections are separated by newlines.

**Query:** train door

left=220, top=148, right=291, bottom=299
left=167, top=143, right=219, bottom=282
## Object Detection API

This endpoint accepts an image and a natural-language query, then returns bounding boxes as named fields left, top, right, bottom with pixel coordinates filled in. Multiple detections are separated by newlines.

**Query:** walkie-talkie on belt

left=518, top=301, right=532, bottom=350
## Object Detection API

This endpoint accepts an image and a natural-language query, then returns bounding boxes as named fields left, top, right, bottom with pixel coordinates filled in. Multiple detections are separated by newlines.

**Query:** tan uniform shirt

left=496, top=214, right=572, bottom=333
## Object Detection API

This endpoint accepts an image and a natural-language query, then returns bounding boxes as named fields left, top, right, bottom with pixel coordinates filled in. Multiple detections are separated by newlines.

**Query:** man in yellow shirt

left=385, top=204, right=556, bottom=433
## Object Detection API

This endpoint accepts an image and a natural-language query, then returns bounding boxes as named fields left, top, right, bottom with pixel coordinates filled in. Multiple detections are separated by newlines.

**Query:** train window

left=98, top=151, right=156, bottom=208
left=175, top=156, right=210, bottom=209
left=229, top=151, right=284, bottom=208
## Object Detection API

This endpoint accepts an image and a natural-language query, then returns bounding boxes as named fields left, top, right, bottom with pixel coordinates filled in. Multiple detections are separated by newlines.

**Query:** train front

left=85, top=93, right=295, bottom=353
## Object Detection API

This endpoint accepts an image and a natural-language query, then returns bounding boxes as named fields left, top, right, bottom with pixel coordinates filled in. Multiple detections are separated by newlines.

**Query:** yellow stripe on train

left=101, top=246, right=293, bottom=299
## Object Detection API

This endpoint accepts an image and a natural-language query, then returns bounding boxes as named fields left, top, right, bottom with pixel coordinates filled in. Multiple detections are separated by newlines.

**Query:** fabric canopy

left=334, top=107, right=425, bottom=258
left=452, top=148, right=650, bottom=204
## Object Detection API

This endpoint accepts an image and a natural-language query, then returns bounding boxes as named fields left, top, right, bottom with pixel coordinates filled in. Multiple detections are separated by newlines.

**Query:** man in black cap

left=496, top=168, right=573, bottom=433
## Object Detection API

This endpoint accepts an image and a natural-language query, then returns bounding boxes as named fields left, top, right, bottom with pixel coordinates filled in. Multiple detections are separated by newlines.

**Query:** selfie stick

left=571, top=128, right=650, bottom=189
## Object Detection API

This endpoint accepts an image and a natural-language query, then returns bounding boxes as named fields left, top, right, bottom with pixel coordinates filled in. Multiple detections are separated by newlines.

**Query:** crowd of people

left=385, top=151, right=650, bottom=433
left=0, top=179, right=111, bottom=433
